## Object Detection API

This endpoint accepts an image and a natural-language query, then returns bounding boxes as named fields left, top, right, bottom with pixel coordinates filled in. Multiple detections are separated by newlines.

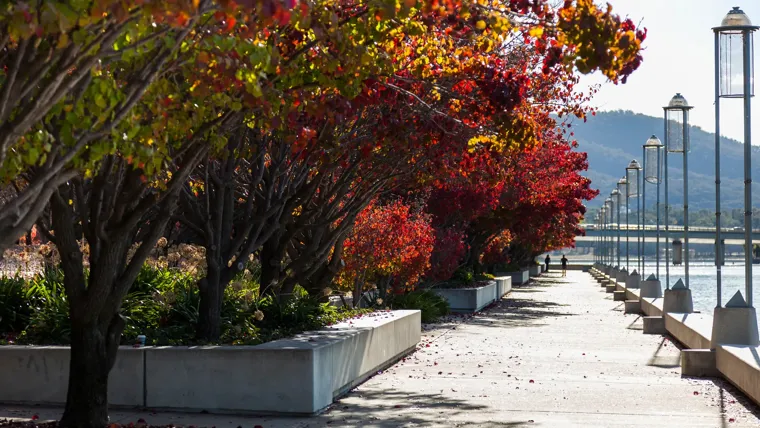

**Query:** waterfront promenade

left=3, top=271, right=759, bottom=427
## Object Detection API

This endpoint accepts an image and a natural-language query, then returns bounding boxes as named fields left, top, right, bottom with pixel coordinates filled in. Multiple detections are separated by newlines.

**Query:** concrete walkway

left=3, top=271, right=760, bottom=427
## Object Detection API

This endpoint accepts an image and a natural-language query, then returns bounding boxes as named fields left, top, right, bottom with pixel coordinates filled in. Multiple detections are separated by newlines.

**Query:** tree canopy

left=0, top=1, right=644, bottom=426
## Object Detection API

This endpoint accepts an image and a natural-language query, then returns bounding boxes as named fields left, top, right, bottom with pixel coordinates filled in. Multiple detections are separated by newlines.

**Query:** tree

left=0, top=1, right=214, bottom=252
left=337, top=199, right=434, bottom=305
left=30, top=10, right=248, bottom=425
left=178, top=130, right=314, bottom=341
left=0, top=0, right=645, bottom=425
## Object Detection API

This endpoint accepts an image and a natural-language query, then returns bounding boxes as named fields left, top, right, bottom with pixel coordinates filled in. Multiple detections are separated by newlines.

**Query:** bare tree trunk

left=196, top=269, right=223, bottom=342
left=260, top=238, right=284, bottom=298
left=468, top=234, right=489, bottom=275
left=59, top=314, right=124, bottom=428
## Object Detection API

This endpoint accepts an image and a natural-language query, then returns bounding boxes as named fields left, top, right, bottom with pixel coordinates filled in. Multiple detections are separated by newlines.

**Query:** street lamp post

left=663, top=122, right=671, bottom=291
left=714, top=7, right=758, bottom=307
left=664, top=93, right=693, bottom=290
left=611, top=188, right=622, bottom=269
left=593, top=212, right=598, bottom=266
left=642, top=136, right=664, bottom=298
left=662, top=93, right=694, bottom=313
left=599, top=207, right=604, bottom=266
left=710, top=7, right=759, bottom=347
left=605, top=198, right=613, bottom=268
left=603, top=200, right=607, bottom=267
left=617, top=177, right=629, bottom=272
left=627, top=160, right=642, bottom=273
left=642, top=151, right=647, bottom=278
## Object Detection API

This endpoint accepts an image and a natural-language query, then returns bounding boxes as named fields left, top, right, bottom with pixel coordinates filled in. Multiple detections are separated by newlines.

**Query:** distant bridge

left=576, top=224, right=760, bottom=245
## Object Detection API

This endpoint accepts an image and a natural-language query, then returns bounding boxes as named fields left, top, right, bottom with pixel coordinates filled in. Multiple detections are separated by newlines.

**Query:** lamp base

left=625, top=272, right=641, bottom=289
left=711, top=306, right=760, bottom=347
left=640, top=279, right=662, bottom=298
left=663, top=288, right=693, bottom=314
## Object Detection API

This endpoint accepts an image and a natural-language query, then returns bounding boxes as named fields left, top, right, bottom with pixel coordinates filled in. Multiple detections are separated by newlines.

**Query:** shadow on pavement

left=646, top=336, right=680, bottom=369
left=324, top=388, right=497, bottom=427
left=467, top=285, right=574, bottom=329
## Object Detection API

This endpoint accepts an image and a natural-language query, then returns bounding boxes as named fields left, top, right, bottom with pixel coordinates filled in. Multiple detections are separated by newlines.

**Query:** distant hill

left=573, top=110, right=760, bottom=209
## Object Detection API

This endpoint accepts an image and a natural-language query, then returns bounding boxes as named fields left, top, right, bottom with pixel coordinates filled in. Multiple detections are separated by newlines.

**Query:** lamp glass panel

left=626, top=168, right=639, bottom=197
left=719, top=31, right=754, bottom=97
left=645, top=147, right=661, bottom=184
left=666, top=109, right=685, bottom=153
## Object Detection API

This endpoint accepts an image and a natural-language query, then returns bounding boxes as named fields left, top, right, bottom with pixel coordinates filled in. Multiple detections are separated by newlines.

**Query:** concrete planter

left=529, top=265, right=541, bottom=277
left=0, top=346, right=145, bottom=407
left=494, top=277, right=512, bottom=299
left=499, top=270, right=529, bottom=285
left=517, top=269, right=530, bottom=285
left=0, top=310, right=421, bottom=415
left=434, top=281, right=497, bottom=313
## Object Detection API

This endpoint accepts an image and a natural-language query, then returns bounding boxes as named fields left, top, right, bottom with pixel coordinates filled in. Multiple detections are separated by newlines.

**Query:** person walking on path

left=561, top=254, right=568, bottom=277
left=544, top=254, right=551, bottom=272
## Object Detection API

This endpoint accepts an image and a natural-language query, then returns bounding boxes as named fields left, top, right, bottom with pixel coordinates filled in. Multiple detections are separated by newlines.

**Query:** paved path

left=3, top=271, right=760, bottom=427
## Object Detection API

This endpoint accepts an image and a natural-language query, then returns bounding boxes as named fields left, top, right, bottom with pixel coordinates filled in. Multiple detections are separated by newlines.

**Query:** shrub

left=0, top=274, right=30, bottom=334
left=452, top=267, right=474, bottom=285
left=2, top=264, right=368, bottom=346
left=20, top=268, right=69, bottom=344
left=389, top=289, right=450, bottom=323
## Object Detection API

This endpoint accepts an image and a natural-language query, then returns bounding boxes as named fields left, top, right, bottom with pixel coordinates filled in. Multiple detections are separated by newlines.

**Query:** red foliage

left=481, top=230, right=513, bottom=267
left=338, top=200, right=435, bottom=294
left=427, top=228, right=467, bottom=282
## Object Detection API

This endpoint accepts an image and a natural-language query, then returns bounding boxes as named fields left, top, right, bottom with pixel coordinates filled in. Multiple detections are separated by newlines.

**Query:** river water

left=623, top=258, right=760, bottom=316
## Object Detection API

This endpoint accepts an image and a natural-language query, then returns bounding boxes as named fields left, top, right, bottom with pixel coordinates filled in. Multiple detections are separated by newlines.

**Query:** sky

left=578, top=0, right=760, bottom=143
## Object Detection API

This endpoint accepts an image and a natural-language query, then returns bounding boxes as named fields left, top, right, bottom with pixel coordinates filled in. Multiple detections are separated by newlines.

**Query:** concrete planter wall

left=497, top=270, right=529, bottom=285
left=0, top=346, right=145, bottom=406
left=0, top=310, right=421, bottom=415
left=529, top=265, right=541, bottom=277
left=510, top=270, right=530, bottom=285
left=434, top=281, right=497, bottom=313
left=494, top=277, right=512, bottom=299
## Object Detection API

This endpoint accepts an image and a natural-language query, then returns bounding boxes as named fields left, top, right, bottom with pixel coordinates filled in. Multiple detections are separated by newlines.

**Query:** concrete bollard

left=613, top=291, right=627, bottom=301
left=710, top=291, right=760, bottom=348
left=625, top=270, right=640, bottom=289
left=663, top=280, right=693, bottom=314
left=640, top=274, right=662, bottom=298
left=615, top=269, right=628, bottom=284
